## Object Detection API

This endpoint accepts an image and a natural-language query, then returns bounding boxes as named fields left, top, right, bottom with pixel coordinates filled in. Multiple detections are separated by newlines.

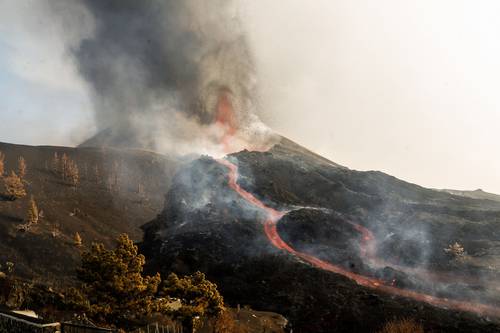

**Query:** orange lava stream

left=217, top=158, right=500, bottom=318
left=216, top=90, right=238, bottom=153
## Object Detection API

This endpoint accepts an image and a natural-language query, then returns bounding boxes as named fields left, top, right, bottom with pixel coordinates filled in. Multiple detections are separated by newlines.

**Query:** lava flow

left=217, top=158, right=500, bottom=319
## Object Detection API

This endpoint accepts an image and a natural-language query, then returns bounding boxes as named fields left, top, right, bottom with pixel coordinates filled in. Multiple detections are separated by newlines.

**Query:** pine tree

left=107, top=160, right=120, bottom=191
left=67, top=159, right=80, bottom=187
left=77, top=234, right=161, bottom=325
left=72, top=234, right=225, bottom=329
left=444, top=242, right=467, bottom=262
left=3, top=171, right=26, bottom=200
left=74, top=232, right=82, bottom=247
left=161, top=271, right=225, bottom=329
left=26, top=196, right=39, bottom=225
left=51, top=152, right=60, bottom=174
left=61, top=153, right=69, bottom=181
left=0, top=151, right=5, bottom=177
left=18, top=156, right=27, bottom=180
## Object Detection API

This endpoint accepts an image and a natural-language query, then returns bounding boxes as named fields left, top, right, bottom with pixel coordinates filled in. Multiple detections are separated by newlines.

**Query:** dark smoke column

left=75, top=0, right=260, bottom=152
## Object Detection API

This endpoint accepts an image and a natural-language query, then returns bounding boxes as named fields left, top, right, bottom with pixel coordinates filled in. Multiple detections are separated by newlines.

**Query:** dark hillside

left=142, top=138, right=500, bottom=332
left=0, top=142, right=180, bottom=283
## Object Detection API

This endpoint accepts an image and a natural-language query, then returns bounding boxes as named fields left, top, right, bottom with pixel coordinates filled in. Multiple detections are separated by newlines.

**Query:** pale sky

left=1, top=1, right=500, bottom=193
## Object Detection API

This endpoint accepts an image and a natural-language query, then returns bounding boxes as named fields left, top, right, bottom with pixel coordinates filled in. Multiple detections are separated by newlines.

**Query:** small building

left=0, top=310, right=116, bottom=333
left=12, top=310, right=39, bottom=318
left=0, top=310, right=60, bottom=333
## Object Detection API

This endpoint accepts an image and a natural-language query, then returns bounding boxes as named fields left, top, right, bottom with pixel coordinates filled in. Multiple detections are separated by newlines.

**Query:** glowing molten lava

left=217, top=158, right=500, bottom=318
left=216, top=89, right=238, bottom=152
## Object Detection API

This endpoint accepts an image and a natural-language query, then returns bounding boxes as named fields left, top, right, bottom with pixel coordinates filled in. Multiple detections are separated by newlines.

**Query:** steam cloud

left=68, top=0, right=276, bottom=155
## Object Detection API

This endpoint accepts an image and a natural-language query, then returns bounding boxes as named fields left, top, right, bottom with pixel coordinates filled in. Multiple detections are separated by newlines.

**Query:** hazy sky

left=1, top=1, right=500, bottom=193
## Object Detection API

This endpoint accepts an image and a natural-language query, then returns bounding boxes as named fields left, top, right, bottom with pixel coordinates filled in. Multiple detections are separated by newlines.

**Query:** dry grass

left=377, top=318, right=424, bottom=333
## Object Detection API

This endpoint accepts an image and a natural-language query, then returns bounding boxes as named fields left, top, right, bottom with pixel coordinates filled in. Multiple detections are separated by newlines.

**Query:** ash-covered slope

left=142, top=138, right=500, bottom=333
left=0, top=142, right=180, bottom=283
left=78, top=127, right=147, bottom=150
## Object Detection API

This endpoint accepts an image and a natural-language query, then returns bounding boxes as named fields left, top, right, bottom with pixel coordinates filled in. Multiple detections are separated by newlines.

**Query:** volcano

left=27, top=85, right=500, bottom=331
left=141, top=137, right=500, bottom=333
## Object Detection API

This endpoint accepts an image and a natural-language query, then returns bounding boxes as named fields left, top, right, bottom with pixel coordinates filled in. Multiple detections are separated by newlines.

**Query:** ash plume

left=67, top=0, right=275, bottom=155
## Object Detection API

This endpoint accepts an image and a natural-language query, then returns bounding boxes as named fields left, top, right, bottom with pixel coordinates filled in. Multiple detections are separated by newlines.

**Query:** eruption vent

left=68, top=0, right=276, bottom=155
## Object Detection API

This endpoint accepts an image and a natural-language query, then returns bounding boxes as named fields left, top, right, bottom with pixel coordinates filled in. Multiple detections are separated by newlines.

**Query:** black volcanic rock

left=142, top=138, right=500, bottom=333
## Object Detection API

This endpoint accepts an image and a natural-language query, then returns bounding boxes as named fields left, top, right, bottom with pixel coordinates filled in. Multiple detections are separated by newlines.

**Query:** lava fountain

left=216, top=158, right=500, bottom=318
left=215, top=89, right=238, bottom=153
